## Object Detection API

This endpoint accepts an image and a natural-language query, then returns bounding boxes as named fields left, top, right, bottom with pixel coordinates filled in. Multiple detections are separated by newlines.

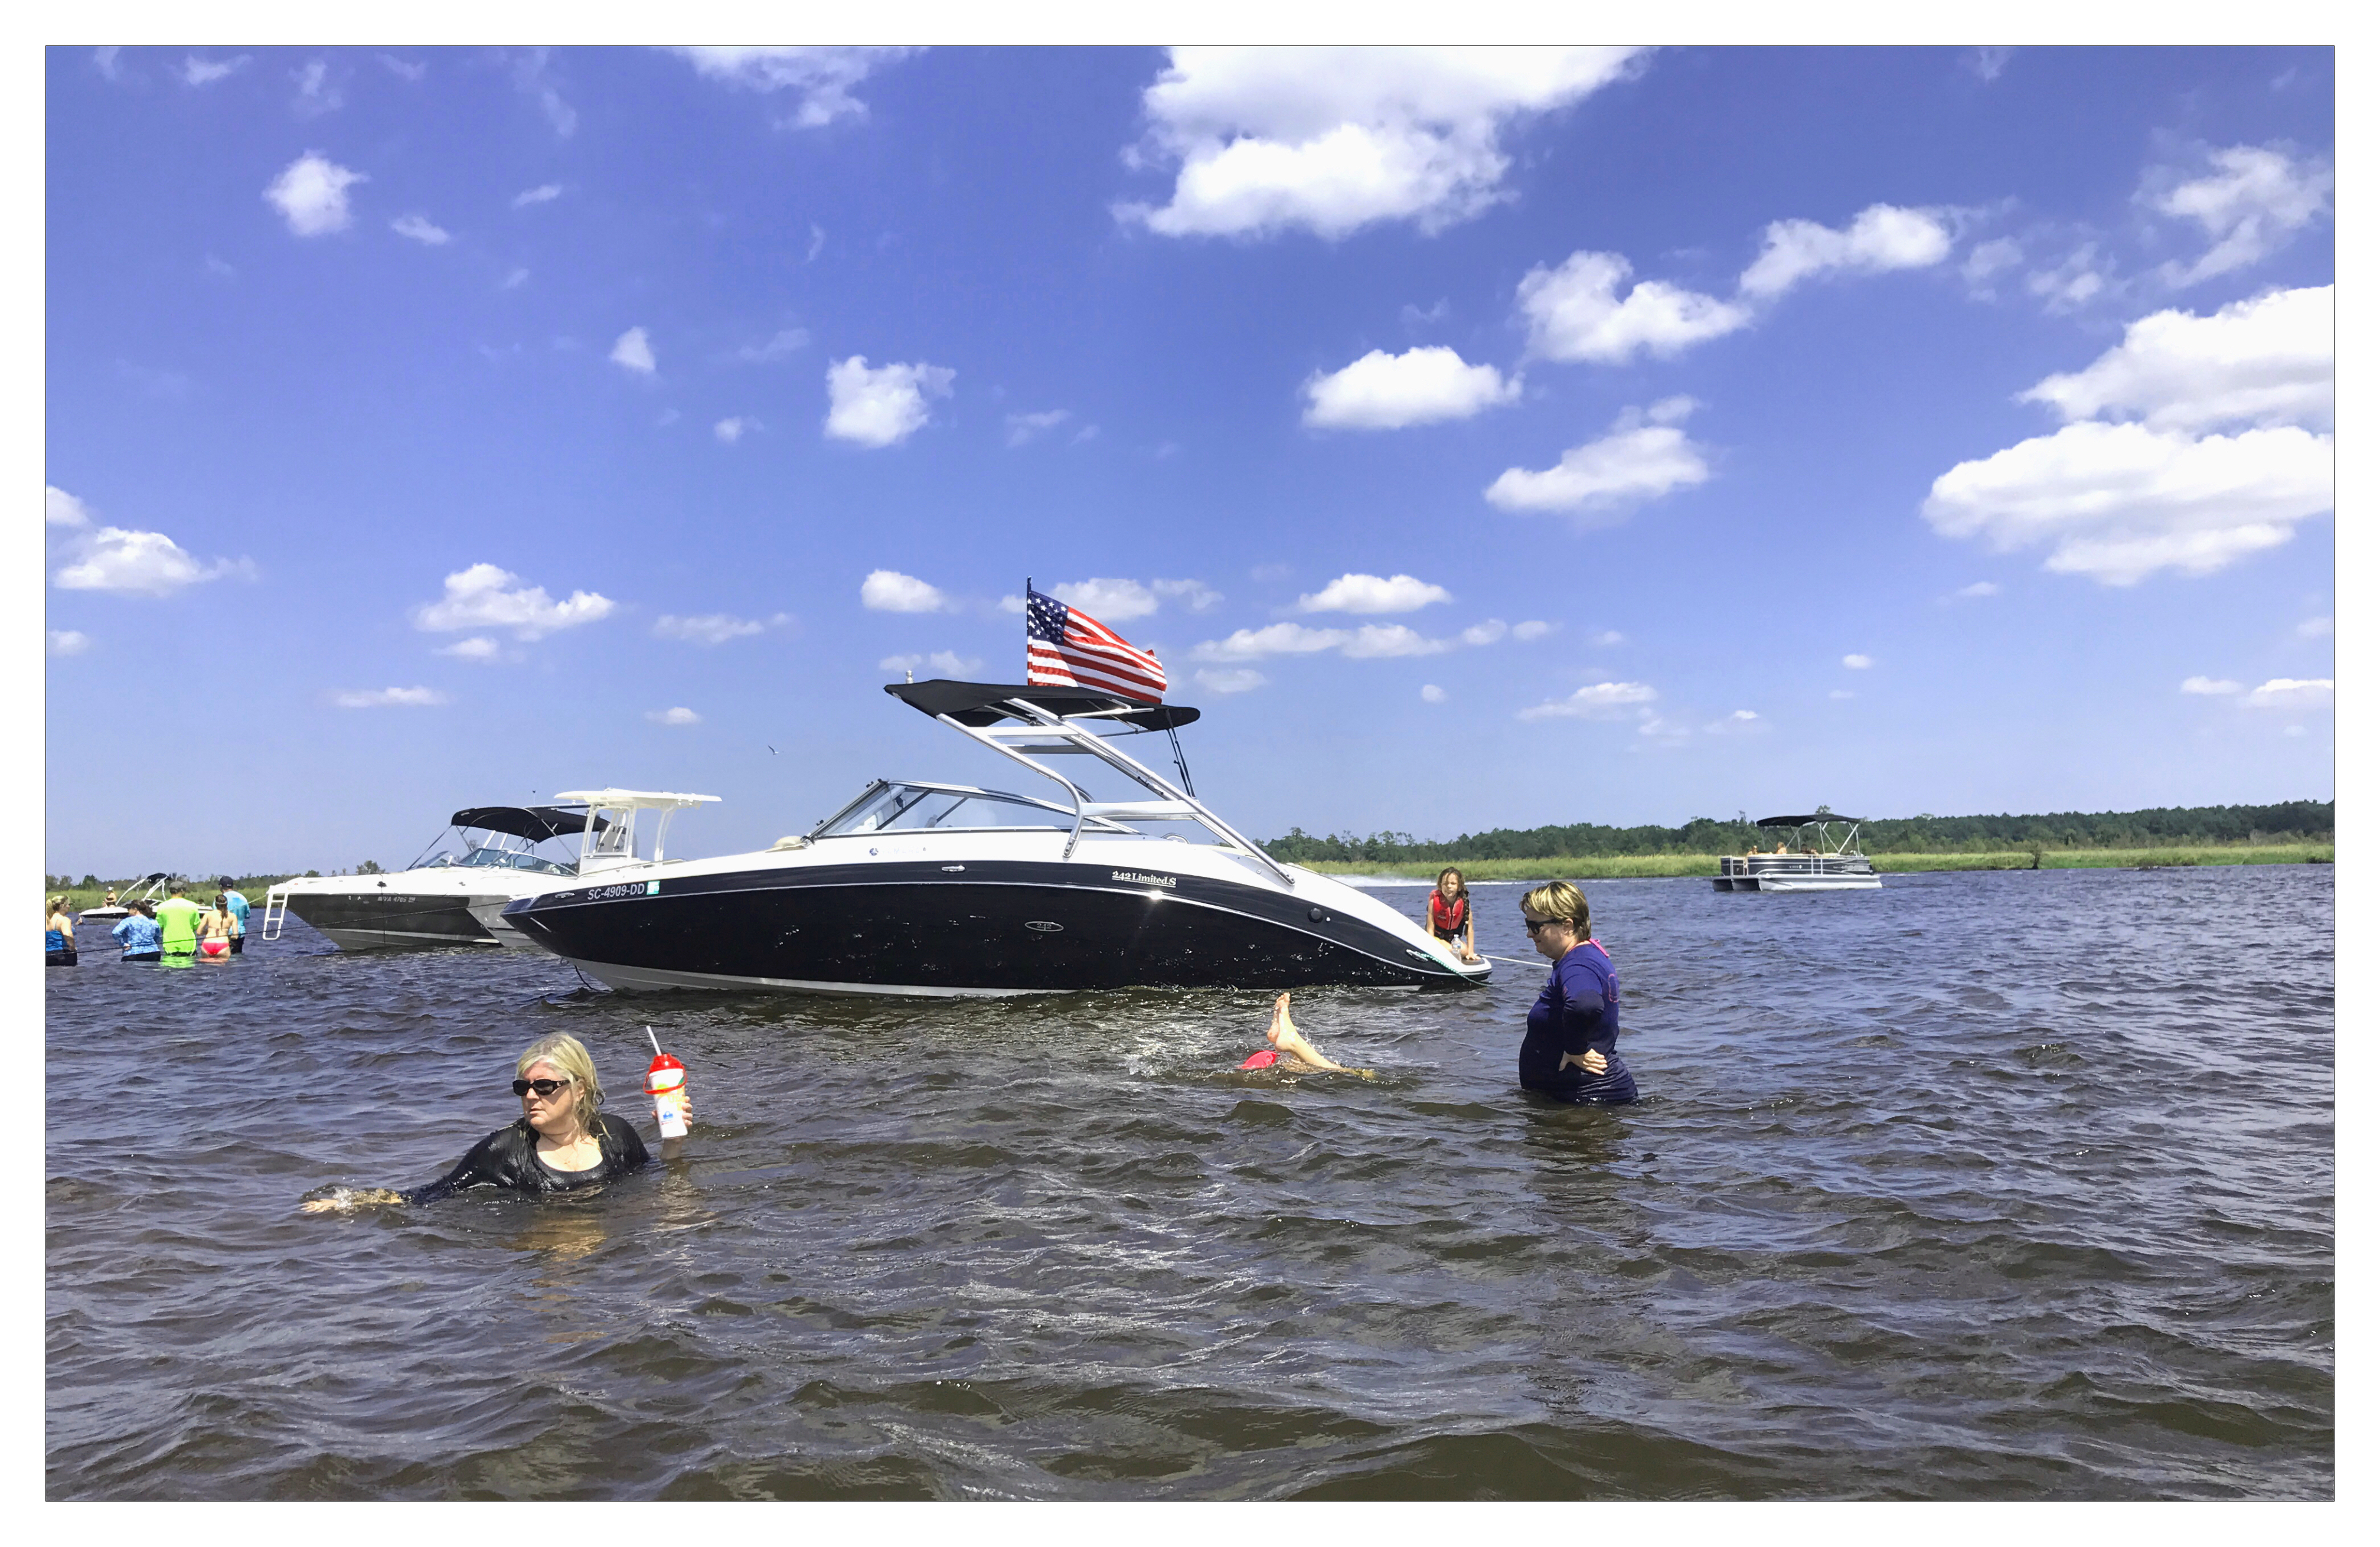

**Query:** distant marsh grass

left=1299, top=844, right=2333, bottom=882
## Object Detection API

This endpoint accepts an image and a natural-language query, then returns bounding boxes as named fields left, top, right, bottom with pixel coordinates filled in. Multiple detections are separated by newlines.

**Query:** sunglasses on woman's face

left=512, top=1077, right=570, bottom=1098
left=1522, top=917, right=1565, bottom=935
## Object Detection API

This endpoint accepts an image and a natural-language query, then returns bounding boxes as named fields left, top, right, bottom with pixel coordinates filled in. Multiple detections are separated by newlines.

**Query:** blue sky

left=44, top=46, right=2334, bottom=877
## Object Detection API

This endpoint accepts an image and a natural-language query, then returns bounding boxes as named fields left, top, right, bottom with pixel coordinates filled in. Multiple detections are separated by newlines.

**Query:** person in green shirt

left=154, top=883, right=208, bottom=958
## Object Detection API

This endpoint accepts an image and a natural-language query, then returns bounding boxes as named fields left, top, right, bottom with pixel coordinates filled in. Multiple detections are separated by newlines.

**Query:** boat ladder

left=261, top=885, right=291, bottom=941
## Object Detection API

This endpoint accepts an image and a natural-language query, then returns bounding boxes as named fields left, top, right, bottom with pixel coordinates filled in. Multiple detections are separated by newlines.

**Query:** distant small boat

left=77, top=872, right=175, bottom=926
left=1716, top=815, right=1882, bottom=892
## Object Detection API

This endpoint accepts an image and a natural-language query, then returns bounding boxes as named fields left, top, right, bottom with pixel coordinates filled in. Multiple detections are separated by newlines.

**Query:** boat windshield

left=458, top=845, right=572, bottom=874
left=817, top=782, right=1093, bottom=837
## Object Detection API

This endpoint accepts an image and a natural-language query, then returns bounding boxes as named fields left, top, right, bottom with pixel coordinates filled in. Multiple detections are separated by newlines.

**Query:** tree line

left=1261, top=799, right=2334, bottom=864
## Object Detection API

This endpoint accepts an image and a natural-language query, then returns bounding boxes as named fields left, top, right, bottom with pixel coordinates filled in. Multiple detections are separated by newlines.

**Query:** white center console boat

left=262, top=794, right=715, bottom=949
left=501, top=681, right=1493, bottom=996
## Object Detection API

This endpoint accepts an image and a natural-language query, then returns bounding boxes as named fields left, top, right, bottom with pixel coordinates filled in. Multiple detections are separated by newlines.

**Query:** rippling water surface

left=45, top=865, right=2333, bottom=1499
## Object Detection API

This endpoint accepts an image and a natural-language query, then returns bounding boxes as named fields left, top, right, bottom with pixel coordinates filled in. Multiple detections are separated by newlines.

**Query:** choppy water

left=46, top=865, right=2333, bottom=1499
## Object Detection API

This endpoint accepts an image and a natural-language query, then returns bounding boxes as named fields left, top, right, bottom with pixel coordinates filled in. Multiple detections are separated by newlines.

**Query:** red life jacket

left=1429, top=891, right=1468, bottom=934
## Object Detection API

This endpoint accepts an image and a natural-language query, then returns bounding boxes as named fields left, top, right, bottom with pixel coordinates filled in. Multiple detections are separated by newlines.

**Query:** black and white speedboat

left=502, top=680, right=1493, bottom=996
left=262, top=794, right=714, bottom=950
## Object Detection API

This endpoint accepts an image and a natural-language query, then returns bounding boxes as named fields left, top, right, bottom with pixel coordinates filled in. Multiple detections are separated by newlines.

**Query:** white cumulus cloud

left=2147, top=145, right=2331, bottom=288
left=737, top=327, right=810, bottom=363
left=47, top=487, right=92, bottom=527
left=1302, top=346, right=1517, bottom=429
left=1190, top=621, right=1469, bottom=662
left=1152, top=579, right=1222, bottom=612
left=654, top=613, right=772, bottom=645
left=1738, top=204, right=1954, bottom=298
left=2241, top=677, right=2331, bottom=710
left=390, top=213, right=450, bottom=246
left=264, top=152, right=365, bottom=237
left=1923, top=420, right=2332, bottom=586
left=1005, top=409, right=1072, bottom=446
left=1050, top=578, right=1158, bottom=621
left=1118, top=46, right=1641, bottom=240
left=1196, top=668, right=1269, bottom=695
left=646, top=707, right=702, bottom=725
left=438, top=637, right=504, bottom=662
left=1420, top=683, right=1447, bottom=703
left=1843, top=654, right=1873, bottom=669
left=825, top=356, right=954, bottom=447
left=1194, top=622, right=1351, bottom=661
left=610, top=327, right=657, bottom=374
left=513, top=183, right=562, bottom=208
left=47, top=630, right=89, bottom=656
left=675, top=47, right=910, bottom=128
left=714, top=417, right=755, bottom=443
left=413, top=563, right=616, bottom=639
left=2182, top=675, right=2242, bottom=695
left=860, top=570, right=948, bottom=613
left=1343, top=624, right=1448, bottom=658
left=53, top=520, right=249, bottom=596
left=2020, top=285, right=2332, bottom=433
left=1953, top=581, right=2001, bottom=599
left=182, top=55, right=247, bottom=86
left=335, top=686, right=448, bottom=709
left=1296, top=572, right=1451, bottom=614
left=1513, top=620, right=1553, bottom=641
left=1517, top=250, right=1749, bottom=363
left=1485, top=398, right=1710, bottom=518
left=1518, top=681, right=1658, bottom=720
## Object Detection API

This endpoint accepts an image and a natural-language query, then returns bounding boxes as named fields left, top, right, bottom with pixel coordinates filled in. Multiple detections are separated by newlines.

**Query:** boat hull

left=1726, top=874, right=1883, bottom=893
left=504, top=859, right=1479, bottom=996
left=279, top=888, right=504, bottom=949
left=465, top=897, right=548, bottom=950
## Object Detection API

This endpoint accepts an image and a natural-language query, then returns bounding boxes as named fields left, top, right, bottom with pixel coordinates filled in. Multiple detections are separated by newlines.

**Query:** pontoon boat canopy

left=1756, top=814, right=1862, bottom=827
left=886, top=679, right=1200, bottom=731
left=450, top=805, right=609, bottom=843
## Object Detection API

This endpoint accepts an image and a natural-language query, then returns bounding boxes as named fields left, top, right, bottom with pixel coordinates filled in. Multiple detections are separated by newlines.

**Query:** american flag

left=1026, top=584, right=1167, bottom=702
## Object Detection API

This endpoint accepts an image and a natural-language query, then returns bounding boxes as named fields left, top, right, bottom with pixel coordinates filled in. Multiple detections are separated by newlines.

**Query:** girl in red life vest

left=1428, top=867, right=1480, bottom=963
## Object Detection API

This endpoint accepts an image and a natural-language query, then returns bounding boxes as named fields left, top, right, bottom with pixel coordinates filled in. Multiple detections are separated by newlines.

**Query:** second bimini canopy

left=451, top=805, right=609, bottom=843
left=886, top=679, right=1200, bottom=731
left=1757, top=814, right=1862, bottom=828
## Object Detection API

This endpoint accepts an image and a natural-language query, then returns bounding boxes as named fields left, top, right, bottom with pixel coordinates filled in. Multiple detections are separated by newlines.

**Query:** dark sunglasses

left=1522, top=917, right=1566, bottom=935
left=511, top=1077, right=570, bottom=1098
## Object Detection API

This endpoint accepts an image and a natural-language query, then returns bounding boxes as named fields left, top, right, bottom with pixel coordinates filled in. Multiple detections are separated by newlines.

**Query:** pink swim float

left=1238, top=1050, right=1279, bottom=1070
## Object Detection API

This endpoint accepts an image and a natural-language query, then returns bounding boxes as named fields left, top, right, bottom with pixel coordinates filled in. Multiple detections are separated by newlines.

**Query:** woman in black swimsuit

left=303, top=1033, right=649, bottom=1210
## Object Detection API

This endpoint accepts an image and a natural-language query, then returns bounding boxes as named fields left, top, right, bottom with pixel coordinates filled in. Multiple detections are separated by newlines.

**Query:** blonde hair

left=47, top=896, right=68, bottom=922
left=1520, top=880, right=1591, bottom=935
left=516, top=1033, right=605, bottom=1138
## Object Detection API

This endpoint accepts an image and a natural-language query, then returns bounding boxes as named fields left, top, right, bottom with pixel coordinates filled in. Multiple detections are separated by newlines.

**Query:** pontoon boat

left=1715, top=814, right=1883, bottom=892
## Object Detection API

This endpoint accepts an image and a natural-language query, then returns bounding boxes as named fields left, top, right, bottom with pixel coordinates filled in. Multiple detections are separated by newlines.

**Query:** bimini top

left=551, top=789, right=721, bottom=811
left=1757, top=814, right=1863, bottom=828
left=886, top=678, right=1200, bottom=732
left=450, top=805, right=610, bottom=844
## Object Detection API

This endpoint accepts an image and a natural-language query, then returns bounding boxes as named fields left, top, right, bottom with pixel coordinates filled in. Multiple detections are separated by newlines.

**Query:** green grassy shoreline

left=1297, top=843, right=2333, bottom=882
